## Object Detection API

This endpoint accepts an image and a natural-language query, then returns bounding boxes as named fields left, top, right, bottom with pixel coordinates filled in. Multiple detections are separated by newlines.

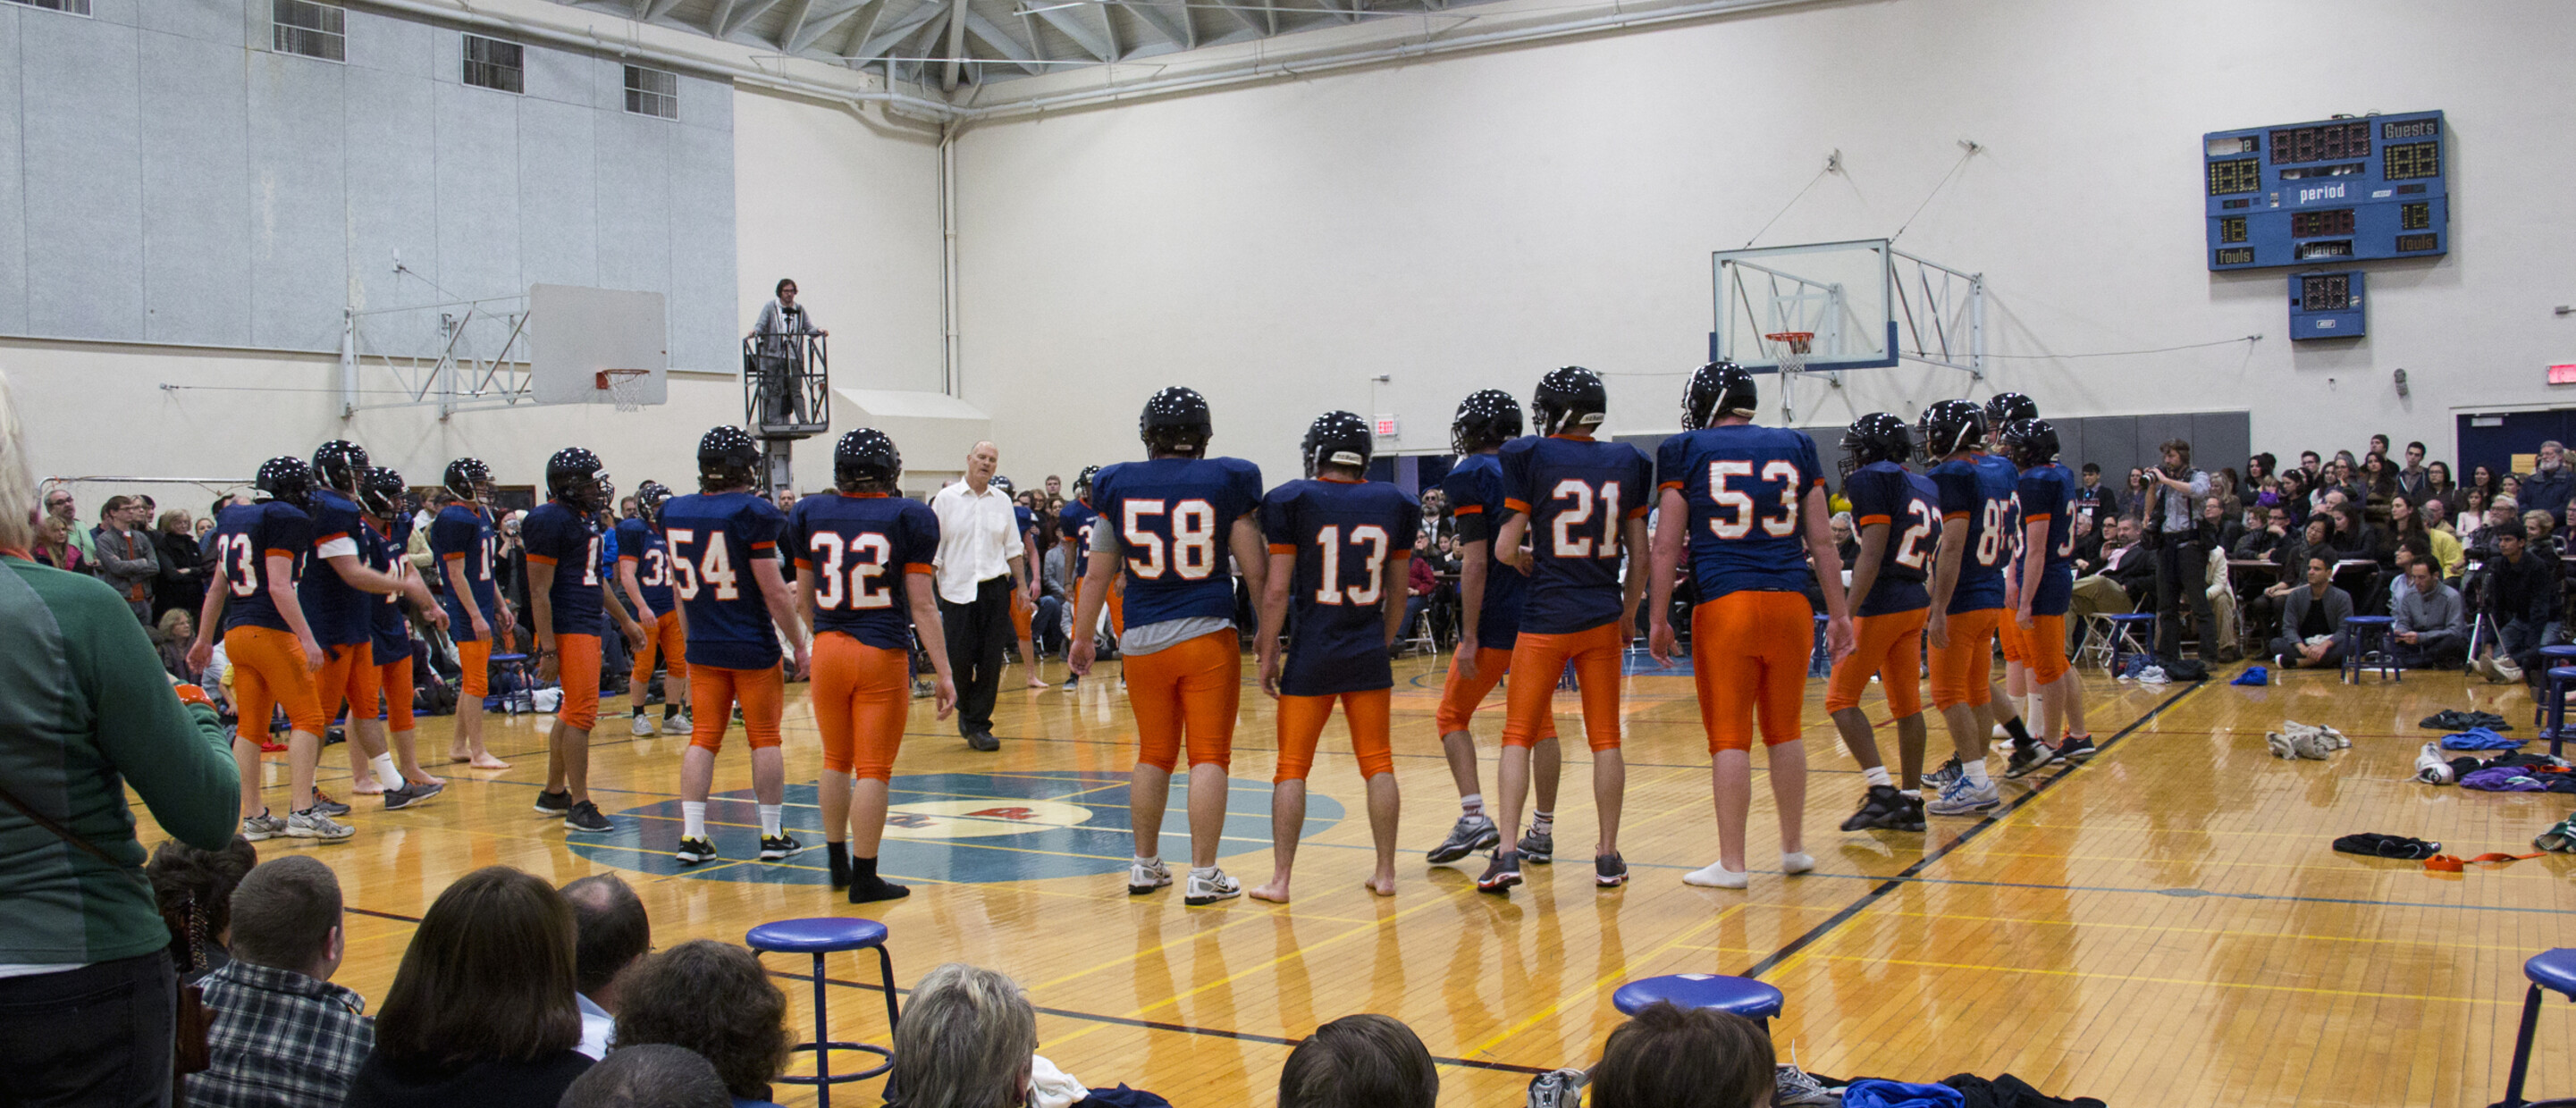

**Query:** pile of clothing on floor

left=2266, top=720, right=2351, bottom=760
left=2421, top=709, right=2513, bottom=732
left=2412, top=722, right=2572, bottom=789
left=1767, top=1068, right=2106, bottom=1107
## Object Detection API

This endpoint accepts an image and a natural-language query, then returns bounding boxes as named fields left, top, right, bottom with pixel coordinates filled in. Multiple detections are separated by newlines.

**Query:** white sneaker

left=1926, top=775, right=2001, bottom=816
left=661, top=711, right=693, bottom=736
left=286, top=808, right=356, bottom=842
left=1183, top=867, right=1242, bottom=906
left=1683, top=862, right=1749, bottom=888
left=1127, top=858, right=1172, bottom=895
left=1780, top=852, right=1816, bottom=876
left=2415, top=743, right=2454, bottom=785
left=629, top=714, right=656, bottom=736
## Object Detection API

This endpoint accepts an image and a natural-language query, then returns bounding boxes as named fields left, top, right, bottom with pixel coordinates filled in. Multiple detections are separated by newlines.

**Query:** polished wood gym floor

left=139, top=649, right=2576, bottom=1107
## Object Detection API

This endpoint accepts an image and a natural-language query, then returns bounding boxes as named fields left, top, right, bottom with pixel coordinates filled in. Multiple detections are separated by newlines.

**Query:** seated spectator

left=2069, top=511, right=2102, bottom=572
left=2202, top=546, right=2240, bottom=661
left=344, top=866, right=592, bottom=1107
left=1398, top=540, right=1436, bottom=643
left=189, top=855, right=372, bottom=1108
left=560, top=1045, right=733, bottom=1108
left=2476, top=519, right=2553, bottom=684
left=146, top=835, right=257, bottom=985
left=2524, top=441, right=2574, bottom=518
left=2200, top=495, right=2243, bottom=554
left=1828, top=511, right=1858, bottom=567
left=2070, top=516, right=2156, bottom=623
left=2525, top=509, right=2563, bottom=560
left=893, top=963, right=1133, bottom=1108
left=2269, top=555, right=2352, bottom=670
left=156, top=608, right=198, bottom=681
left=2392, top=554, right=2467, bottom=669
left=2404, top=496, right=2465, bottom=580
left=610, top=941, right=791, bottom=1108
left=1277, top=1013, right=1437, bottom=1108
left=2233, top=505, right=2293, bottom=562
left=1587, top=1001, right=1773, bottom=1108
left=561, top=875, right=652, bottom=1060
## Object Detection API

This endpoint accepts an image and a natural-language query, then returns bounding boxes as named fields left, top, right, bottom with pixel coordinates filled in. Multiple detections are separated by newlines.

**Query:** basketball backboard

left=1712, top=239, right=1898, bottom=374
left=530, top=284, right=669, bottom=407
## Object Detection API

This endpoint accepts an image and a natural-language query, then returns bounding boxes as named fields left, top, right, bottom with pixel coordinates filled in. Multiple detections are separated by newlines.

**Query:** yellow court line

left=1772, top=951, right=2526, bottom=1006
left=1024, top=906, right=1333, bottom=994
left=1678, top=906, right=2557, bottom=953
left=1461, top=903, right=1747, bottom=1061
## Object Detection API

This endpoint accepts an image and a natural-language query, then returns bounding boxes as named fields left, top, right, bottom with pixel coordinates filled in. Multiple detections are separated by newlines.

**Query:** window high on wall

left=462, top=34, right=525, bottom=94
left=625, top=65, right=679, bottom=120
left=4, top=0, right=92, bottom=15
left=272, top=0, right=345, bottom=61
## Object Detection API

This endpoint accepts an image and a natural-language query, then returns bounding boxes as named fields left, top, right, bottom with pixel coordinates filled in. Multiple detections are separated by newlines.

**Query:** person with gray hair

left=189, top=854, right=373, bottom=1108
left=929, top=441, right=1031, bottom=752
left=891, top=963, right=1039, bottom=1108
left=558, top=1045, right=731, bottom=1108
left=2523, top=440, right=2574, bottom=518
left=560, top=875, right=652, bottom=1060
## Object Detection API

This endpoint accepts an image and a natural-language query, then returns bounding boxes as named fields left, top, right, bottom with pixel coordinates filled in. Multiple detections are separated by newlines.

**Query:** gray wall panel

left=434, top=82, right=524, bottom=303
left=345, top=7, right=434, bottom=79
left=678, top=71, right=730, bottom=131
left=21, top=12, right=142, bottom=341
left=522, top=40, right=590, bottom=106
left=668, top=121, right=737, bottom=373
left=593, top=112, right=671, bottom=298
left=247, top=52, right=349, bottom=350
left=343, top=64, right=440, bottom=348
left=0, top=7, right=26, bottom=337
left=518, top=97, right=597, bottom=290
left=84, top=0, right=139, bottom=28
left=2054, top=421, right=2086, bottom=482
left=139, top=0, right=240, bottom=45
left=2136, top=415, right=2193, bottom=468
left=2192, top=413, right=2251, bottom=481
left=140, top=30, right=252, bottom=346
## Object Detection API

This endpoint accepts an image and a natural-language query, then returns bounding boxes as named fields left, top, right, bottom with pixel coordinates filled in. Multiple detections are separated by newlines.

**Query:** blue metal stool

left=1611, top=974, right=1784, bottom=1025
left=747, top=918, right=900, bottom=1106
left=1808, top=614, right=1831, bottom=677
left=2340, top=615, right=2396, bottom=683
left=2499, top=949, right=2576, bottom=1107
left=2531, top=646, right=2576, bottom=735
left=2544, top=667, right=2576, bottom=761
left=487, top=652, right=537, bottom=715
left=2103, top=612, right=2157, bottom=675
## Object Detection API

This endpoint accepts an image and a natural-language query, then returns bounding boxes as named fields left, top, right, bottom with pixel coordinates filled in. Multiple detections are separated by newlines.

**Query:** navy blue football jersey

left=1058, top=500, right=1099, bottom=580
left=296, top=489, right=373, bottom=647
left=615, top=516, right=675, bottom=617
left=1931, top=453, right=2016, bottom=613
left=1843, top=461, right=1940, bottom=617
left=366, top=517, right=413, bottom=664
left=2018, top=461, right=2079, bottom=616
left=661, top=491, right=788, bottom=670
left=1656, top=424, right=1825, bottom=601
left=1260, top=478, right=1419, bottom=696
left=1092, top=456, right=1265, bottom=628
left=1498, top=435, right=1654, bottom=635
left=209, top=500, right=313, bottom=634
left=788, top=492, right=940, bottom=652
left=1441, top=451, right=1528, bottom=651
left=431, top=504, right=501, bottom=636
left=521, top=501, right=605, bottom=638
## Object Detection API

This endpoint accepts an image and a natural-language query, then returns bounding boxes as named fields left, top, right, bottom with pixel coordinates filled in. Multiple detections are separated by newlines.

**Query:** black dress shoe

left=967, top=731, right=1000, bottom=751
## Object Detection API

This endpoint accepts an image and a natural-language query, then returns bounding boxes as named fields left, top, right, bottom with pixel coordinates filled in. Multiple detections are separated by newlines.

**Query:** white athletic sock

left=1898, top=788, right=1922, bottom=799
left=1962, top=760, right=1992, bottom=786
left=1461, top=793, right=1485, bottom=818
left=1531, top=810, right=1554, bottom=834
left=1134, top=855, right=1161, bottom=868
left=1780, top=852, right=1815, bottom=875
left=682, top=802, right=708, bottom=841
left=369, top=753, right=398, bottom=786
left=1683, top=861, right=1749, bottom=889
left=1190, top=865, right=1216, bottom=879
left=758, top=803, right=783, bottom=838
left=1862, top=766, right=1893, bottom=788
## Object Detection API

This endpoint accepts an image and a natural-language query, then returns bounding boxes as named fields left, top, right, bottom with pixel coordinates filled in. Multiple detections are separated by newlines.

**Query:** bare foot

left=449, top=750, right=471, bottom=764
left=469, top=753, right=510, bottom=769
left=350, top=779, right=384, bottom=796
left=406, top=773, right=446, bottom=787
left=1364, top=875, right=1397, bottom=897
left=1025, top=677, right=1050, bottom=689
left=1248, top=879, right=1292, bottom=903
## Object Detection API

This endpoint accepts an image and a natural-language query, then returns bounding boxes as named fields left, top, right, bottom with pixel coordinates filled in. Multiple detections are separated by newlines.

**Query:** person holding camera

left=2143, top=438, right=2218, bottom=662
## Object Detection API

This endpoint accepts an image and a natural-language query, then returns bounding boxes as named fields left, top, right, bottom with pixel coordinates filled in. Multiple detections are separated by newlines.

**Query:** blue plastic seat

left=2499, top=950, right=2576, bottom=1107
left=2545, top=667, right=2576, bottom=761
left=747, top=918, right=900, bottom=1104
left=1610, top=974, right=1784, bottom=1022
left=2340, top=615, right=2397, bottom=683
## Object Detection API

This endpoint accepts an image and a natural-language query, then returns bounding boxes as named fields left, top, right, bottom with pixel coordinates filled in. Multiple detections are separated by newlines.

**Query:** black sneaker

left=1477, top=851, right=1523, bottom=894
left=533, top=789, right=572, bottom=817
left=2003, top=743, right=2052, bottom=779
left=759, top=834, right=804, bottom=860
left=2058, top=734, right=2098, bottom=762
left=307, top=790, right=351, bottom=818
left=382, top=780, right=443, bottom=811
left=966, top=731, right=1000, bottom=752
left=1899, top=793, right=1928, bottom=833
left=563, top=801, right=612, bottom=833
left=1427, top=813, right=1502, bottom=864
left=1517, top=827, right=1555, bottom=865
left=1594, top=852, right=1629, bottom=887
left=1839, top=785, right=1913, bottom=831
left=674, top=836, right=718, bottom=865
left=1926, top=757, right=1964, bottom=789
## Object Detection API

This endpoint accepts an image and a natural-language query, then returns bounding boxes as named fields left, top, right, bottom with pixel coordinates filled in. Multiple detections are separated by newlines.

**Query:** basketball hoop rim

left=1762, top=331, right=1816, bottom=351
left=596, top=368, right=652, bottom=412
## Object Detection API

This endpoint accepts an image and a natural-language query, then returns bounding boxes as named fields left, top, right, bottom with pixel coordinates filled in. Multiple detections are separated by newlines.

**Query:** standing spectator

left=2297, top=450, right=2322, bottom=482
left=92, top=495, right=161, bottom=623
left=2458, top=487, right=2492, bottom=545
left=747, top=279, right=825, bottom=429
left=608, top=941, right=792, bottom=1108
left=1277, top=1014, right=1438, bottom=1108
left=2395, top=441, right=2433, bottom=501
left=2142, top=439, right=2216, bottom=662
left=2391, top=550, right=2466, bottom=669
left=1043, top=473, right=1066, bottom=511
left=2467, top=464, right=2501, bottom=505
left=343, top=866, right=593, bottom=1107
left=2501, top=474, right=2525, bottom=509
left=156, top=508, right=206, bottom=620
left=929, top=441, right=1029, bottom=752
left=2359, top=453, right=2396, bottom=504
left=2424, top=460, right=2460, bottom=516
left=0, top=368, right=242, bottom=1107
left=41, top=483, right=97, bottom=569
left=559, top=874, right=652, bottom=1061
left=1398, top=533, right=1437, bottom=645
left=33, top=513, right=87, bottom=572
left=2074, top=462, right=2114, bottom=525
left=2525, top=441, right=2576, bottom=518
left=146, top=835, right=258, bottom=986
left=188, top=855, right=374, bottom=1108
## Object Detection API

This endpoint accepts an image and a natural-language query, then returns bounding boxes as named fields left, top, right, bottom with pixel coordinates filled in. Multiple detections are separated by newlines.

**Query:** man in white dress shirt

left=930, top=441, right=1031, bottom=751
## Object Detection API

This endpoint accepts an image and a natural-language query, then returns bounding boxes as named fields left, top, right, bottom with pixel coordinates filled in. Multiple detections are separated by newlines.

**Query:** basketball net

left=1764, top=332, right=1814, bottom=378
left=597, top=369, right=650, bottom=413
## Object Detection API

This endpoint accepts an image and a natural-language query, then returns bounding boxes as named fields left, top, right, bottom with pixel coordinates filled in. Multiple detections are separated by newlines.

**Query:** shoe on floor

left=1477, top=852, right=1523, bottom=894
left=1774, top=1064, right=1834, bottom=1107
left=1683, top=861, right=1748, bottom=888
left=2415, top=743, right=2454, bottom=785
left=1183, top=868, right=1242, bottom=906
left=1901, top=792, right=1928, bottom=832
left=240, top=811, right=287, bottom=841
left=1927, top=757, right=1965, bottom=790
left=564, top=800, right=613, bottom=833
left=383, top=781, right=443, bottom=811
left=1427, top=813, right=1501, bottom=864
left=2003, top=742, right=2051, bottom=779
left=286, top=808, right=356, bottom=841
left=1780, top=852, right=1815, bottom=876
left=533, top=789, right=572, bottom=817
left=673, top=836, right=718, bottom=865
left=1840, top=785, right=1915, bottom=832
left=1595, top=852, right=1629, bottom=887
left=1925, top=775, right=2000, bottom=816
left=661, top=711, right=694, bottom=736
left=1128, top=858, right=1173, bottom=894
left=630, top=714, right=656, bottom=736
left=307, top=791, right=350, bottom=818
left=2058, top=734, right=2098, bottom=762
left=1517, top=827, right=1555, bottom=864
left=966, top=731, right=1001, bottom=752
left=759, top=834, right=804, bottom=860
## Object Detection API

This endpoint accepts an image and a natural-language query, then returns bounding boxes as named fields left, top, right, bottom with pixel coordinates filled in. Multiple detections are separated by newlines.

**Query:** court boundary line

left=1737, top=678, right=2208, bottom=979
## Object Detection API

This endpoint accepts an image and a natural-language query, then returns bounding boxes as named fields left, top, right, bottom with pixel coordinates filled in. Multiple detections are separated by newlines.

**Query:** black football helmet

left=1140, top=387, right=1213, bottom=456
left=1918, top=399, right=1986, bottom=461
left=1451, top=389, right=1523, bottom=455
left=1301, top=410, right=1374, bottom=478
left=634, top=480, right=674, bottom=524
left=1073, top=465, right=1102, bottom=505
left=833, top=428, right=902, bottom=490
left=546, top=448, right=612, bottom=512
left=358, top=466, right=406, bottom=518
left=1531, top=367, right=1607, bottom=436
left=1839, top=412, right=1915, bottom=481
left=1681, top=361, right=1759, bottom=431
left=698, top=425, right=762, bottom=491
left=2000, top=418, right=2061, bottom=469
left=991, top=475, right=1015, bottom=496
left=312, top=440, right=369, bottom=492
left=254, top=457, right=316, bottom=510
left=443, top=457, right=492, bottom=501
left=1984, top=391, right=2039, bottom=429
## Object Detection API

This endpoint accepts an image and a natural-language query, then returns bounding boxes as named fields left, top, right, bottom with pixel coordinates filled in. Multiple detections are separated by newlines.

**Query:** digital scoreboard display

left=2201, top=110, right=2447, bottom=270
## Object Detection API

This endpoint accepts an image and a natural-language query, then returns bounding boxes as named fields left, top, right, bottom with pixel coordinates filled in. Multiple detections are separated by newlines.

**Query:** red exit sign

left=2551, top=364, right=2576, bottom=385
left=1374, top=416, right=1400, bottom=437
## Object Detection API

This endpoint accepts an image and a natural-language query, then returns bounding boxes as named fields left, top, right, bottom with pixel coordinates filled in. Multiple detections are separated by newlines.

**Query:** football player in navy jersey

left=189, top=457, right=346, bottom=841
left=1646, top=364, right=1854, bottom=888
left=301, top=441, right=441, bottom=822
left=793, top=429, right=959, bottom=902
left=1484, top=367, right=1655, bottom=894
left=994, top=475, right=1051, bottom=690
left=1056, top=465, right=1106, bottom=690
left=1250, top=412, right=1418, bottom=902
left=1823, top=414, right=1938, bottom=833
left=432, top=457, right=514, bottom=769
left=1976, top=394, right=2051, bottom=776
left=1068, top=387, right=1269, bottom=906
left=525, top=448, right=650, bottom=836
left=2004, top=418, right=2096, bottom=763
left=1424, top=390, right=1562, bottom=869
left=354, top=466, right=446, bottom=810
left=619, top=481, right=693, bottom=739
left=1921, top=401, right=2018, bottom=816
left=663, top=427, right=813, bottom=868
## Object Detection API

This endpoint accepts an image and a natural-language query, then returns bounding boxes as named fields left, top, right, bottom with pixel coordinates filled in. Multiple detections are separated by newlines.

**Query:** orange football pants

left=692, top=663, right=786, bottom=752
left=1275, top=687, right=1395, bottom=783
left=554, top=634, right=602, bottom=731
left=1690, top=592, right=1814, bottom=752
left=1930, top=608, right=2002, bottom=710
left=2023, top=614, right=2070, bottom=684
left=1501, top=622, right=1626, bottom=752
left=812, top=633, right=911, bottom=779
left=456, top=638, right=492, bottom=699
left=224, top=625, right=325, bottom=743
left=1011, top=589, right=1034, bottom=640
left=315, top=641, right=375, bottom=726
left=1825, top=608, right=1927, bottom=718
left=1434, top=645, right=1558, bottom=741
left=630, top=609, right=687, bottom=692
left=1127, top=630, right=1239, bottom=772
left=378, top=654, right=415, bottom=732
left=1997, top=610, right=2028, bottom=664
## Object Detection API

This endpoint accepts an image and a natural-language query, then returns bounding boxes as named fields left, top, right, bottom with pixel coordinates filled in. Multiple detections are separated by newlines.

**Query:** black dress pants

left=941, top=574, right=1014, bottom=736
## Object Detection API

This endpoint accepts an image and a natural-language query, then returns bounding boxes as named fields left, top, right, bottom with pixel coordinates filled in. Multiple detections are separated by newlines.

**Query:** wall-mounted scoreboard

left=2287, top=271, right=2364, bottom=340
left=2203, top=110, right=2447, bottom=271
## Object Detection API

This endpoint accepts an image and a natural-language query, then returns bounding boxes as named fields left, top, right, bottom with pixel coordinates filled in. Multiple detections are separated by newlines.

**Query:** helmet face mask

left=635, top=481, right=673, bottom=524
left=697, top=425, right=762, bottom=491
left=1140, top=387, right=1213, bottom=457
left=443, top=458, right=492, bottom=503
left=832, top=429, right=903, bottom=491
left=1072, top=465, right=1101, bottom=504
left=1451, top=389, right=1523, bottom=455
left=2000, top=418, right=2061, bottom=469
left=358, top=466, right=406, bottom=518
left=1839, top=412, right=1914, bottom=481
left=256, top=457, right=316, bottom=510
left=546, top=448, right=612, bottom=514
left=1918, top=400, right=1987, bottom=462
left=1301, top=411, right=1375, bottom=478
left=1681, top=361, right=1758, bottom=431
left=312, top=440, right=369, bottom=493
left=1531, top=366, right=1608, bottom=437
